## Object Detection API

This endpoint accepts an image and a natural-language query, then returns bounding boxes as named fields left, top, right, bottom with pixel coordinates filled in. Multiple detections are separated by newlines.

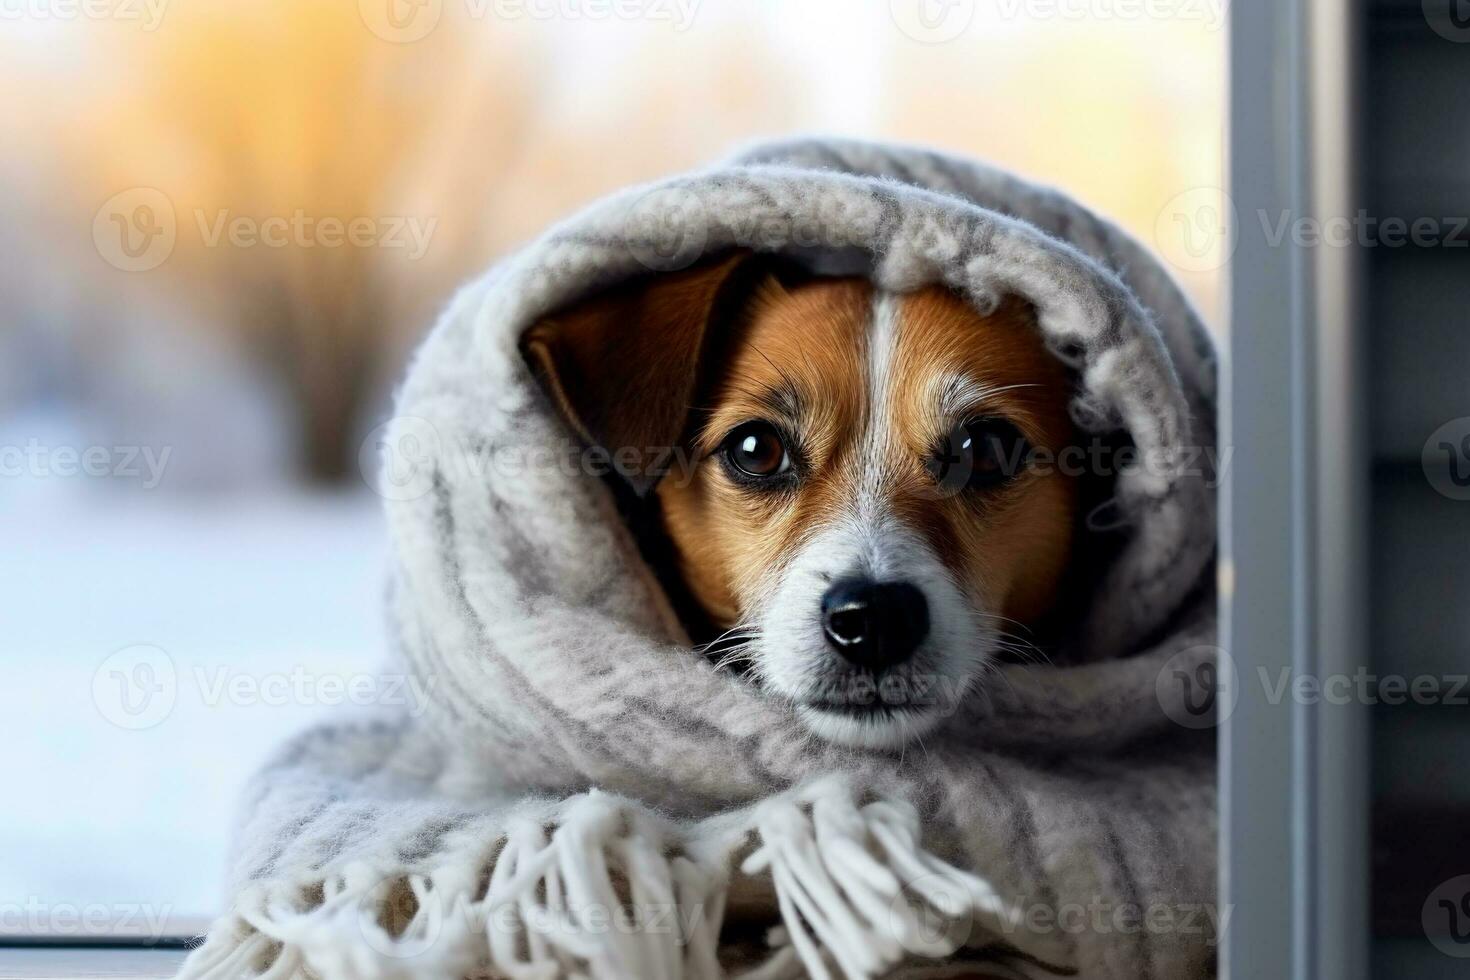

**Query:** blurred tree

left=70, top=3, right=541, bottom=481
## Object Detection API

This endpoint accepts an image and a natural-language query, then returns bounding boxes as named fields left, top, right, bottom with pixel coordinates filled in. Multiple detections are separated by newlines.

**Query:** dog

left=523, top=251, right=1079, bottom=749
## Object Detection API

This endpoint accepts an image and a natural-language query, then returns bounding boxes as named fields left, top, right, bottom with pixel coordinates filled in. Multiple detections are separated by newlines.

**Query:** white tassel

left=236, top=863, right=479, bottom=980
left=672, top=855, right=728, bottom=980
left=484, top=791, right=727, bottom=980
left=185, top=795, right=731, bottom=980
left=738, top=779, right=1020, bottom=980
left=180, top=781, right=1011, bottom=980
left=177, top=924, right=296, bottom=980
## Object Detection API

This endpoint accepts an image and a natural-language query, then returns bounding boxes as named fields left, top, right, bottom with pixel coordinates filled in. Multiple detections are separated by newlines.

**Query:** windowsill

left=0, top=945, right=191, bottom=980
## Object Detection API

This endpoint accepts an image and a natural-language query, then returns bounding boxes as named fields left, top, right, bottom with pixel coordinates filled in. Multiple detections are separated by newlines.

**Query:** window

left=3, top=2, right=1225, bottom=974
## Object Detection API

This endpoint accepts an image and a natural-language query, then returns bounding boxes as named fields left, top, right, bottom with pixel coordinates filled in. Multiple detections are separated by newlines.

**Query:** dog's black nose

left=820, top=579, right=930, bottom=672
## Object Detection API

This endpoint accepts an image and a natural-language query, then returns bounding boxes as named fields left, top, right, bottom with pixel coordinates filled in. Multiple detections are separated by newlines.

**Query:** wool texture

left=178, top=138, right=1222, bottom=980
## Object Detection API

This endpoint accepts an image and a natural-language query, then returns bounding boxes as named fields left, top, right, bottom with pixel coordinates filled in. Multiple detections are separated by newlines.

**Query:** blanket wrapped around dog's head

left=180, top=138, right=1221, bottom=980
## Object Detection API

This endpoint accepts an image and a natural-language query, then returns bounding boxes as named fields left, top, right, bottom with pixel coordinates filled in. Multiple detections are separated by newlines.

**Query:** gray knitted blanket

left=179, top=138, right=1221, bottom=980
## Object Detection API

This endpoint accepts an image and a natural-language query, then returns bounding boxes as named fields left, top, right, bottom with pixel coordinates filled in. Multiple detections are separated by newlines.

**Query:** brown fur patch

left=886, top=288, right=1077, bottom=624
left=660, top=276, right=872, bottom=623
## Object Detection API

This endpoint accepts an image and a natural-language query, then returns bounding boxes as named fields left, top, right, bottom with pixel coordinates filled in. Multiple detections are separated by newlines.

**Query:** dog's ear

left=521, top=250, right=765, bottom=493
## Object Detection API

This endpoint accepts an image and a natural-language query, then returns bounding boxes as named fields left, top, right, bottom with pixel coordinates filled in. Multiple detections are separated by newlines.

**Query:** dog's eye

left=929, top=418, right=1029, bottom=490
left=722, top=421, right=791, bottom=479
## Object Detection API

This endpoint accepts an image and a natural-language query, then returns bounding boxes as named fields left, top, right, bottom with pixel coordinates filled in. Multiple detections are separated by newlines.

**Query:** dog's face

left=524, top=253, right=1077, bottom=749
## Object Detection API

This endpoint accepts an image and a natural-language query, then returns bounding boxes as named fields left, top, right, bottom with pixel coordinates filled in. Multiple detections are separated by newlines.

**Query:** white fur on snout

left=754, top=513, right=992, bottom=749
left=747, top=291, right=997, bottom=750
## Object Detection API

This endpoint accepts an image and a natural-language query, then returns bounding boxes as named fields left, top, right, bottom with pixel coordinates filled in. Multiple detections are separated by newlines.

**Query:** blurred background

left=0, top=0, right=1224, bottom=939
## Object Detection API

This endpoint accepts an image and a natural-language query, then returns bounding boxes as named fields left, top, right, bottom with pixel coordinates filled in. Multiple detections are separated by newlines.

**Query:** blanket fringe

left=484, top=791, right=727, bottom=980
left=179, top=793, right=727, bottom=980
left=737, top=779, right=1021, bottom=980
left=178, top=782, right=1015, bottom=980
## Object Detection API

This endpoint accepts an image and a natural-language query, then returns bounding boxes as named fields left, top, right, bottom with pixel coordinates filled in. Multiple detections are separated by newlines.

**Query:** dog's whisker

left=997, top=638, right=1053, bottom=668
left=710, top=639, right=762, bottom=673
left=975, top=611, right=1036, bottom=637
left=909, top=720, right=933, bottom=766
left=716, top=636, right=760, bottom=651
left=695, top=623, right=763, bottom=656
left=989, top=635, right=1038, bottom=656
left=712, top=656, right=752, bottom=674
left=981, top=622, right=1053, bottom=667
left=699, top=633, right=760, bottom=654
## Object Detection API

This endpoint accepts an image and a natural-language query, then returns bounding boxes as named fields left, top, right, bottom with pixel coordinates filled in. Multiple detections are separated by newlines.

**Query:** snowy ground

left=2, top=488, right=392, bottom=939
